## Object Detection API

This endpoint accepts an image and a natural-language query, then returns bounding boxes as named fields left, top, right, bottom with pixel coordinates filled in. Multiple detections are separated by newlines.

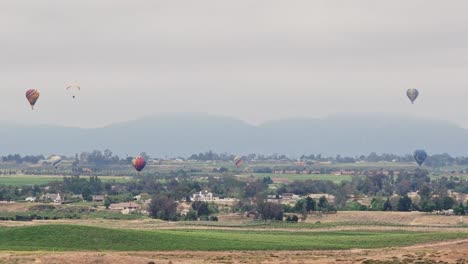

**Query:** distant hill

left=1, top=113, right=467, bottom=157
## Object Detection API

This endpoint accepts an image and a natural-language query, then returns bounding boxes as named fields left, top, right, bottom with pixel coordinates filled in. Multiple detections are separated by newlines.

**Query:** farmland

left=0, top=224, right=466, bottom=252
left=242, top=173, right=354, bottom=182
left=0, top=209, right=467, bottom=263
left=0, top=175, right=131, bottom=186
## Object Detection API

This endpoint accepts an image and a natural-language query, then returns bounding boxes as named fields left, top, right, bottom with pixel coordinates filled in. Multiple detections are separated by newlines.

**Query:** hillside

left=1, top=113, right=467, bottom=157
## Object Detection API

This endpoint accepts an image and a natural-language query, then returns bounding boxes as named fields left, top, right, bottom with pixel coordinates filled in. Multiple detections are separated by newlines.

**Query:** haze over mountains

left=1, top=113, right=466, bottom=157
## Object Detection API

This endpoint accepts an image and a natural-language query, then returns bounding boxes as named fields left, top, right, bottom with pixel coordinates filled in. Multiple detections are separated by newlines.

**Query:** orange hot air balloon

left=132, top=156, right=147, bottom=172
left=26, top=89, right=40, bottom=109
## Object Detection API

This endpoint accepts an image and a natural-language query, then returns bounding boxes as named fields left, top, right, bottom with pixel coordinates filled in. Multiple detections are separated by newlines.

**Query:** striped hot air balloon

left=233, top=156, right=244, bottom=168
left=25, top=89, right=40, bottom=109
left=406, top=89, right=419, bottom=104
left=48, top=155, right=62, bottom=169
left=132, top=156, right=147, bottom=172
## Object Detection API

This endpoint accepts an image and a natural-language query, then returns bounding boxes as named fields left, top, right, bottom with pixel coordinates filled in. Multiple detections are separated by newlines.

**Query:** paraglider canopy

left=407, top=89, right=419, bottom=104
left=234, top=156, right=244, bottom=168
left=413, top=149, right=428, bottom=166
left=66, top=84, right=80, bottom=99
left=132, top=156, right=147, bottom=172
left=25, top=89, right=40, bottom=109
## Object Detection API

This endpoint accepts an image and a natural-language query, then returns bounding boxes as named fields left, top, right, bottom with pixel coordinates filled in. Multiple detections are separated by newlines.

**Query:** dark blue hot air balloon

left=413, top=150, right=427, bottom=166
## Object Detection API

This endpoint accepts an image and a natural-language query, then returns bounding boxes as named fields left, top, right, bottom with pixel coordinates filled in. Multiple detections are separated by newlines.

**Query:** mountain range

left=1, top=113, right=466, bottom=157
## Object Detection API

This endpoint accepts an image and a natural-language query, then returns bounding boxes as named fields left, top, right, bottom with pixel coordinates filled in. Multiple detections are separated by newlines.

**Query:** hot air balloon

left=413, top=150, right=427, bottom=166
left=407, top=89, right=419, bottom=104
left=25, top=89, right=40, bottom=109
left=66, top=84, right=80, bottom=99
left=234, top=156, right=244, bottom=168
left=48, top=155, right=62, bottom=169
left=132, top=156, right=147, bottom=172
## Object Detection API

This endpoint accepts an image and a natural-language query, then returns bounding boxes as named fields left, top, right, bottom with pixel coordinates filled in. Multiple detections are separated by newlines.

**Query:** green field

left=0, top=175, right=132, bottom=186
left=0, top=225, right=466, bottom=251
left=244, top=173, right=353, bottom=182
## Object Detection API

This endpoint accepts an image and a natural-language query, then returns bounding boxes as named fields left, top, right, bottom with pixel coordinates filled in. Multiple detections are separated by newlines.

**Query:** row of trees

left=1, top=154, right=45, bottom=164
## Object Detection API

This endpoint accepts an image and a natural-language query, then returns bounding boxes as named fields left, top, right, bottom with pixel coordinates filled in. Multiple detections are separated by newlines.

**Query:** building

left=109, top=202, right=141, bottom=214
left=272, top=178, right=290, bottom=184
left=282, top=193, right=295, bottom=200
left=70, top=194, right=84, bottom=201
left=42, top=193, right=62, bottom=204
left=307, top=194, right=336, bottom=205
left=92, top=195, right=105, bottom=202
left=192, top=191, right=218, bottom=202
left=25, top=197, right=36, bottom=203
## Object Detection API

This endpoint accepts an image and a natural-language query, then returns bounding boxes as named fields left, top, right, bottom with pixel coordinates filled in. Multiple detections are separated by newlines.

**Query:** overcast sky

left=1, top=0, right=468, bottom=128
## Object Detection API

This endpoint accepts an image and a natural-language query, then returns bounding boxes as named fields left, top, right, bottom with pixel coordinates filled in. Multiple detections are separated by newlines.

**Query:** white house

left=192, top=191, right=218, bottom=202
left=25, top=197, right=36, bottom=203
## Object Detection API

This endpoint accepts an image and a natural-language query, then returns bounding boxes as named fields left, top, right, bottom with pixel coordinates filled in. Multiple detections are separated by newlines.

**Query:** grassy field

left=0, top=224, right=466, bottom=251
left=0, top=175, right=132, bottom=186
left=243, top=173, right=353, bottom=182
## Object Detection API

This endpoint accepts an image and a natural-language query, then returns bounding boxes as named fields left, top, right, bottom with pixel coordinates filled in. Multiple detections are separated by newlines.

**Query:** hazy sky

left=2, top=1, right=468, bottom=128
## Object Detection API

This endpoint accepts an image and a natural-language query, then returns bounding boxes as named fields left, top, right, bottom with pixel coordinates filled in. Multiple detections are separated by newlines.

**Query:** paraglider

left=407, top=89, right=419, bottom=104
left=66, top=84, right=80, bottom=99
left=132, top=156, right=147, bottom=172
left=25, top=89, right=40, bottom=109
left=48, top=155, right=62, bottom=169
left=413, top=150, right=427, bottom=166
left=233, top=156, right=244, bottom=168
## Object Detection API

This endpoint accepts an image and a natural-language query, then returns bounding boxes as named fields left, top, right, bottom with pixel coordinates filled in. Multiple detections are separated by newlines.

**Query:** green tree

left=184, top=210, right=198, bottom=221
left=318, top=196, right=329, bottom=211
left=397, top=195, right=412, bottom=211
left=442, top=196, right=456, bottom=210
left=192, top=201, right=210, bottom=216
left=104, top=198, right=111, bottom=209
left=149, top=195, right=178, bottom=221
left=258, top=202, right=284, bottom=221
left=306, top=197, right=316, bottom=212
left=454, top=203, right=466, bottom=215
left=370, top=198, right=385, bottom=211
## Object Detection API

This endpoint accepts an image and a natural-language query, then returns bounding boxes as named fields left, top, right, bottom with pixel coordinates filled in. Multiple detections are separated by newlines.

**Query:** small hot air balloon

left=25, top=89, right=40, bottom=109
left=413, top=150, right=427, bottom=166
left=234, top=156, right=244, bottom=168
left=407, top=89, right=419, bottom=104
left=66, top=84, right=80, bottom=99
left=132, top=156, right=147, bottom=172
left=48, top=155, right=62, bottom=169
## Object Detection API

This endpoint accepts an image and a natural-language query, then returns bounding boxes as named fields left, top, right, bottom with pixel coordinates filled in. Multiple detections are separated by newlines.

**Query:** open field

left=0, top=224, right=466, bottom=252
left=241, top=173, right=353, bottom=182
left=1, top=239, right=467, bottom=264
left=0, top=211, right=467, bottom=263
left=0, top=175, right=132, bottom=186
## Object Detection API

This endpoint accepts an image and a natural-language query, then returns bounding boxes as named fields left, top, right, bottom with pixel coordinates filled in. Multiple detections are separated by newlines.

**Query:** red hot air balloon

left=26, top=89, right=40, bottom=109
left=234, top=156, right=244, bottom=168
left=132, top=156, right=147, bottom=172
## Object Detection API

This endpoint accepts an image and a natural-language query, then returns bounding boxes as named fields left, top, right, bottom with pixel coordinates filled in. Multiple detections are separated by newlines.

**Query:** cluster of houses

left=267, top=193, right=336, bottom=206
left=272, top=170, right=357, bottom=175
left=18, top=188, right=467, bottom=216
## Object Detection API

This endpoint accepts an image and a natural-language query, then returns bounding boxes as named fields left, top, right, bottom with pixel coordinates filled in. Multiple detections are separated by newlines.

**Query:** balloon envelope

left=234, top=156, right=244, bottom=168
left=413, top=150, right=427, bottom=166
left=407, top=89, right=419, bottom=104
left=48, top=155, right=62, bottom=168
left=132, top=156, right=147, bottom=172
left=25, top=89, right=40, bottom=109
